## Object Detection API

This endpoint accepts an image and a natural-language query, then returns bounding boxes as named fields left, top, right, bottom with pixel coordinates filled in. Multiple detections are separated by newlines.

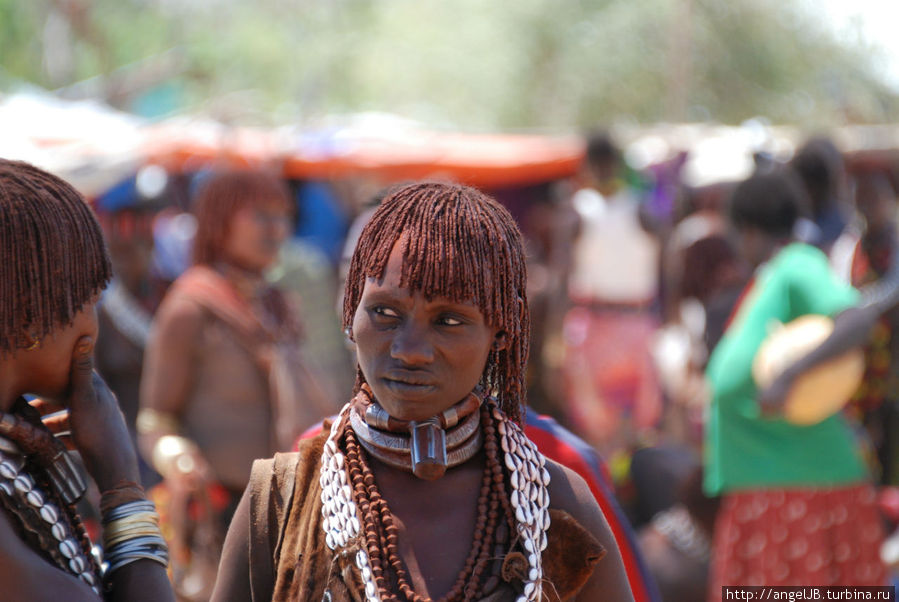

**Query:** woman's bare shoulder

left=544, top=457, right=600, bottom=522
left=543, top=457, right=635, bottom=601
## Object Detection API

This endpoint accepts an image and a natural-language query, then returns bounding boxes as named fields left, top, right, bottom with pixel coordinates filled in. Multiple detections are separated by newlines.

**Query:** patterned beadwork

left=0, top=446, right=101, bottom=594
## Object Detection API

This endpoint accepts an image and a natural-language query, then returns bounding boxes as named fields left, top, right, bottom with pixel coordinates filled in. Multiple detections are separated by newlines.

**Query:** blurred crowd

left=85, top=129, right=899, bottom=601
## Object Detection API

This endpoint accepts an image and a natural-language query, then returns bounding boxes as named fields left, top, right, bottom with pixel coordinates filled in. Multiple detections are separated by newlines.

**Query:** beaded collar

left=320, top=398, right=551, bottom=602
left=0, top=405, right=101, bottom=594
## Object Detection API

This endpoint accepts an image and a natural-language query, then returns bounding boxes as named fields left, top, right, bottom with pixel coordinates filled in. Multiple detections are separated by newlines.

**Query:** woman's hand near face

left=65, top=335, right=139, bottom=491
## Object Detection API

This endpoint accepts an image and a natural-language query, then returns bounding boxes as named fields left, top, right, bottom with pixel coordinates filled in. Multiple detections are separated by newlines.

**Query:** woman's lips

left=381, top=377, right=437, bottom=396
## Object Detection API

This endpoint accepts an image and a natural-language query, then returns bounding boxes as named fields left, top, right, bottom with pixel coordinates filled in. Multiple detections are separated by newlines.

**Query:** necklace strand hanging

left=0, top=406, right=101, bottom=594
left=319, top=394, right=551, bottom=602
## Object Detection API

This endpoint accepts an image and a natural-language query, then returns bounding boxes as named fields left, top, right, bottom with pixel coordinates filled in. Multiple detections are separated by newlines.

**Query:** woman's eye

left=438, top=316, right=463, bottom=326
left=372, top=306, right=399, bottom=318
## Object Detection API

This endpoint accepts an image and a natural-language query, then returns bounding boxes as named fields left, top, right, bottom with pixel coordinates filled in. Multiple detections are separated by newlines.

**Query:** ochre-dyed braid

left=0, top=159, right=111, bottom=354
left=343, top=182, right=530, bottom=425
left=342, top=405, right=510, bottom=602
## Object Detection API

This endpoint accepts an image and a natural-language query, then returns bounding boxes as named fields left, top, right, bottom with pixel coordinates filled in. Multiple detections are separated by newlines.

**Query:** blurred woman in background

left=138, top=168, right=333, bottom=599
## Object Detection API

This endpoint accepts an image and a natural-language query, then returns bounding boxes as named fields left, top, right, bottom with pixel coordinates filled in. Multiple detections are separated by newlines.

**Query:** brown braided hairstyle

left=0, top=159, right=112, bottom=355
left=343, top=181, right=529, bottom=424
left=191, top=168, right=292, bottom=266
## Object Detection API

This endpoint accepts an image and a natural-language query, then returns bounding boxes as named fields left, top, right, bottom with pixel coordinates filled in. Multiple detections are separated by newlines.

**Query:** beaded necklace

left=319, top=394, right=550, bottom=602
left=0, top=402, right=101, bottom=594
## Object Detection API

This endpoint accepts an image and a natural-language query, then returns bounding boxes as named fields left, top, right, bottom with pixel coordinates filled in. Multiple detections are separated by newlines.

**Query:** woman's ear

left=493, top=331, right=508, bottom=352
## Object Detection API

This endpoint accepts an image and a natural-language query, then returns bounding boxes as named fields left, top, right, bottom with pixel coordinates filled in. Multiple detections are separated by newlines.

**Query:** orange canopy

left=142, top=120, right=585, bottom=188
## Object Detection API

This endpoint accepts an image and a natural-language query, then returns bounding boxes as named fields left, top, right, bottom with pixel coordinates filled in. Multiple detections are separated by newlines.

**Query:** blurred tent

left=142, top=113, right=585, bottom=189
left=280, top=116, right=585, bottom=189
left=0, top=91, right=145, bottom=196
left=12, top=89, right=899, bottom=198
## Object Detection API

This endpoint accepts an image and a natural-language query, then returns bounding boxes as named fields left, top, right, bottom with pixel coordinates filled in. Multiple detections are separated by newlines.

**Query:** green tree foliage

left=1, top=0, right=896, bottom=128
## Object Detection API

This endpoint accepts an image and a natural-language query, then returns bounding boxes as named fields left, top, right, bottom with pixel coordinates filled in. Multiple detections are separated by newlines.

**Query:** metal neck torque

left=409, top=417, right=447, bottom=480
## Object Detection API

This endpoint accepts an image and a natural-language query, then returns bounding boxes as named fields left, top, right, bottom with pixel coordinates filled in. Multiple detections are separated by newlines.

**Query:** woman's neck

left=213, top=261, right=265, bottom=299
left=753, top=236, right=793, bottom=269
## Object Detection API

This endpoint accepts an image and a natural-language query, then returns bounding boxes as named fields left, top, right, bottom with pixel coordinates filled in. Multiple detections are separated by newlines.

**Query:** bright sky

left=815, top=0, right=899, bottom=90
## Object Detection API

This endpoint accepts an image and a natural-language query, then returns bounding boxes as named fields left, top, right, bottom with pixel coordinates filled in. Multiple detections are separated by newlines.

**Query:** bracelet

left=151, top=435, right=201, bottom=480
left=101, top=500, right=169, bottom=582
left=102, top=500, right=157, bottom=523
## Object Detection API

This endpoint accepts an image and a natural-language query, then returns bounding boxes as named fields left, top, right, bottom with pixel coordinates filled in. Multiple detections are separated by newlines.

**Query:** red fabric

left=561, top=307, right=662, bottom=457
left=708, top=484, right=886, bottom=600
left=524, top=425, right=655, bottom=602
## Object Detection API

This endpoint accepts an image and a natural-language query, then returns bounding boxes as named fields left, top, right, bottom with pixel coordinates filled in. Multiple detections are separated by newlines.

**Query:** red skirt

left=561, top=306, right=662, bottom=460
left=707, top=484, right=886, bottom=601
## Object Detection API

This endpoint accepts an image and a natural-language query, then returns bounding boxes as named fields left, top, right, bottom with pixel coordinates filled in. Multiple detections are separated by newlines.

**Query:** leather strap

left=248, top=452, right=299, bottom=602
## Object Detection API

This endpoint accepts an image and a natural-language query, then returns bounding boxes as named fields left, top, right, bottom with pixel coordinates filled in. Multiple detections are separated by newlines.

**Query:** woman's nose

left=390, top=322, right=434, bottom=365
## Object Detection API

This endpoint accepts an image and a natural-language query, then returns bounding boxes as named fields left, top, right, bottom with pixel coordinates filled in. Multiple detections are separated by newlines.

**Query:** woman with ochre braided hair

left=138, top=169, right=336, bottom=597
left=212, top=181, right=633, bottom=601
left=0, top=159, right=174, bottom=600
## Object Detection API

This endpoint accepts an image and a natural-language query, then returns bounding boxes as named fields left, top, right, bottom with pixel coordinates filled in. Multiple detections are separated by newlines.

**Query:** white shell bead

left=349, top=516, right=360, bottom=535
left=524, top=582, right=536, bottom=598
left=523, top=537, right=534, bottom=553
left=326, top=532, right=336, bottom=549
left=69, top=556, right=87, bottom=573
left=13, top=475, right=31, bottom=493
left=512, top=454, right=524, bottom=471
left=0, top=461, right=17, bottom=479
left=356, top=550, right=367, bottom=567
left=505, top=454, right=517, bottom=472
left=51, top=523, right=66, bottom=541
left=59, top=538, right=78, bottom=559
left=515, top=506, right=527, bottom=524
left=40, top=505, right=58, bottom=524
left=365, top=580, right=377, bottom=598
left=26, top=490, right=43, bottom=507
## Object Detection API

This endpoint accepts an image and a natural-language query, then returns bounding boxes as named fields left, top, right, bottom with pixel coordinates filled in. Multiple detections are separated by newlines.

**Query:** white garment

left=568, top=187, right=659, bottom=303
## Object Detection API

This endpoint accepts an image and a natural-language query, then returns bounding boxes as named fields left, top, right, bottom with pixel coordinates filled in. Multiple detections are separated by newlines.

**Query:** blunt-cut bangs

left=0, top=159, right=111, bottom=354
left=342, top=181, right=530, bottom=424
